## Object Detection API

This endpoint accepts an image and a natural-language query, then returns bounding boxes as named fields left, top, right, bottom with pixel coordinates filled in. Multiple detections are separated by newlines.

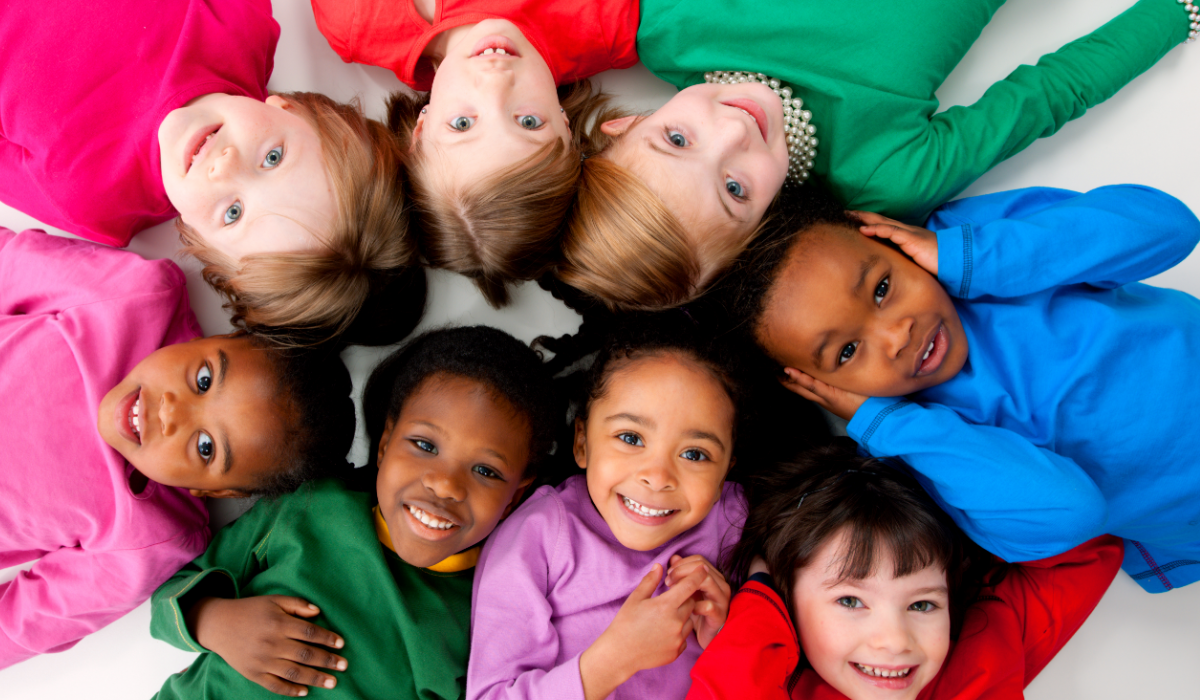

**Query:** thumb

left=273, top=596, right=322, bottom=617
left=629, top=563, right=664, bottom=602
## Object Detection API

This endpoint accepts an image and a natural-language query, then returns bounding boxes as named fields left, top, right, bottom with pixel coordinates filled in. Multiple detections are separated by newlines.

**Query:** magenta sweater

left=0, top=229, right=209, bottom=668
left=468, top=475, right=747, bottom=700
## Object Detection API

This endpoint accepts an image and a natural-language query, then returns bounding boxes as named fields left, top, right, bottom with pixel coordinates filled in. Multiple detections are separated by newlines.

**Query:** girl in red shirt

left=687, top=439, right=1123, bottom=700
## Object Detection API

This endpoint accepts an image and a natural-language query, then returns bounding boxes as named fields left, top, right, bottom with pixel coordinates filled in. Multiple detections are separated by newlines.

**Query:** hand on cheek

left=781, top=368, right=868, bottom=421
left=665, top=554, right=731, bottom=649
left=851, top=210, right=939, bottom=276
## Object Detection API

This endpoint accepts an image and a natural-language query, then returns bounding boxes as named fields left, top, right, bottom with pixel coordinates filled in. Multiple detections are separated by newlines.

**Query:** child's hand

left=665, top=554, right=731, bottom=649
left=851, top=211, right=939, bottom=276
left=780, top=368, right=868, bottom=421
left=188, top=595, right=347, bottom=697
left=580, top=564, right=705, bottom=700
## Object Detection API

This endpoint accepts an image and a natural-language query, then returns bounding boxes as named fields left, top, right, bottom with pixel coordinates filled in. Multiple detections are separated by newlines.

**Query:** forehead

left=424, top=133, right=558, bottom=188
left=400, top=374, right=531, bottom=469
left=801, top=529, right=948, bottom=590
left=597, top=353, right=734, bottom=426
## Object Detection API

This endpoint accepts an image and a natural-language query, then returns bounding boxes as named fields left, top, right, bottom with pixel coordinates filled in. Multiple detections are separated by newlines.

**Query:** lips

left=184, top=125, right=221, bottom=173
left=619, top=494, right=678, bottom=525
left=851, top=662, right=918, bottom=690
left=471, top=35, right=520, bottom=58
left=401, top=502, right=462, bottom=542
left=113, top=387, right=143, bottom=445
left=721, top=98, right=769, bottom=142
left=914, top=324, right=949, bottom=377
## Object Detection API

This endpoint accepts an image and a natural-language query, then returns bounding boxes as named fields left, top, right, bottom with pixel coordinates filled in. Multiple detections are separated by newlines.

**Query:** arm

left=0, top=527, right=208, bottom=669
left=853, top=0, right=1189, bottom=221
left=847, top=398, right=1108, bottom=562
left=930, top=186, right=1200, bottom=298
left=685, top=575, right=798, bottom=700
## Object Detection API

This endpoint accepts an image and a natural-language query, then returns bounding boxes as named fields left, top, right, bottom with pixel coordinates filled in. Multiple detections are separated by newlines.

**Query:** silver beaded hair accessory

left=704, top=70, right=817, bottom=185
left=1181, top=0, right=1198, bottom=42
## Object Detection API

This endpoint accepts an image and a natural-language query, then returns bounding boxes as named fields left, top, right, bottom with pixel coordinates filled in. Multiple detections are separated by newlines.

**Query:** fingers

left=628, top=564, right=664, bottom=603
left=279, top=612, right=344, bottom=651
left=280, top=639, right=347, bottom=673
left=661, top=567, right=706, bottom=605
left=272, top=596, right=323, bottom=619
left=780, top=368, right=826, bottom=404
left=848, top=210, right=898, bottom=228
left=257, top=658, right=340, bottom=696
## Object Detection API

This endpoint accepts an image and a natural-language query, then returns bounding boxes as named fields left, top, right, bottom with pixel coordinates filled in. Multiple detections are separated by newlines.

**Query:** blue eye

left=517, top=114, right=544, bottom=129
left=838, top=341, right=859, bottom=365
left=472, top=464, right=503, bottom=480
left=196, top=365, right=212, bottom=393
left=450, top=116, right=476, bottom=131
left=874, top=276, right=890, bottom=305
left=618, top=432, right=644, bottom=447
left=197, top=432, right=214, bottom=462
left=223, top=202, right=243, bottom=225
left=262, top=147, right=283, bottom=168
left=665, top=129, right=687, bottom=148
left=681, top=448, right=708, bottom=462
left=837, top=596, right=864, bottom=609
left=909, top=600, right=936, bottom=613
left=413, top=439, right=438, bottom=455
left=725, top=178, right=745, bottom=199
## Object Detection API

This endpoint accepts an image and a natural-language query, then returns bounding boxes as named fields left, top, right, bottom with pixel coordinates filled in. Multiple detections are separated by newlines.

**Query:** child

left=731, top=183, right=1200, bottom=592
left=149, top=325, right=560, bottom=699
left=559, top=0, right=1195, bottom=310
left=686, top=440, right=1124, bottom=700
left=1, top=0, right=418, bottom=343
left=0, top=228, right=355, bottom=669
left=467, top=317, right=747, bottom=700
left=313, top=1, right=635, bottom=306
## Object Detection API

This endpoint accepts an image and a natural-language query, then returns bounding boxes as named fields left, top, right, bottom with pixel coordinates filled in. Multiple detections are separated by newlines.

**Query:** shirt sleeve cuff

left=936, top=223, right=971, bottom=298
left=846, top=397, right=911, bottom=452
left=153, top=568, right=239, bottom=653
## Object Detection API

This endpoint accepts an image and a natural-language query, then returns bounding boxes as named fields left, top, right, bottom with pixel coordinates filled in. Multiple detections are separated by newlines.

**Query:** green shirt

left=150, top=478, right=473, bottom=700
left=636, top=0, right=1186, bottom=221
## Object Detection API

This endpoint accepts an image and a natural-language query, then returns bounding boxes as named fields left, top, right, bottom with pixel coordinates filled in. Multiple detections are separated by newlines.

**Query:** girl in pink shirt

left=0, top=228, right=356, bottom=668
left=0, top=0, right=418, bottom=344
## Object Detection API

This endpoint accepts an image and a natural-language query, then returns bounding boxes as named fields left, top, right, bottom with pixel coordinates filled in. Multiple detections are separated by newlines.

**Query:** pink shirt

left=0, top=229, right=209, bottom=669
left=0, top=0, right=279, bottom=247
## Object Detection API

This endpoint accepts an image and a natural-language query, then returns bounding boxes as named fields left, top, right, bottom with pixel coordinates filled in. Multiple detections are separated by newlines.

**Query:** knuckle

left=301, top=624, right=319, bottom=640
left=282, top=665, right=302, bottom=682
left=295, top=645, right=314, bottom=663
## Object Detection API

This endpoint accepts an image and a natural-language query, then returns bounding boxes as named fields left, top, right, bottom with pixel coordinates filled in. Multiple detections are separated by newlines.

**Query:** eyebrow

left=217, top=350, right=229, bottom=388
left=685, top=429, right=726, bottom=450
left=853, top=255, right=882, bottom=296
left=215, top=350, right=233, bottom=473
left=646, top=138, right=680, bottom=159
left=606, top=412, right=654, bottom=428
left=812, top=331, right=830, bottom=368
left=222, top=435, right=234, bottom=475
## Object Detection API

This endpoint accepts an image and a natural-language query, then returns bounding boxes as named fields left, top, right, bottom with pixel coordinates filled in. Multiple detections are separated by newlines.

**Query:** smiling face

left=414, top=20, right=571, bottom=188
left=97, top=335, right=285, bottom=497
left=599, top=83, right=789, bottom=283
left=792, top=529, right=951, bottom=700
left=375, top=373, right=534, bottom=568
left=760, top=224, right=968, bottom=398
left=158, top=93, right=336, bottom=261
left=573, top=353, right=735, bottom=551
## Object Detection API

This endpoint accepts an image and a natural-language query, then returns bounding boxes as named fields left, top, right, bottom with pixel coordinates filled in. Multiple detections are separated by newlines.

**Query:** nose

left=713, top=109, right=754, bottom=155
left=878, top=313, right=914, bottom=359
left=207, top=145, right=241, bottom=181
left=422, top=467, right=468, bottom=503
left=636, top=454, right=678, bottom=492
left=158, top=391, right=193, bottom=437
left=473, top=64, right=516, bottom=91
left=867, top=610, right=914, bottom=655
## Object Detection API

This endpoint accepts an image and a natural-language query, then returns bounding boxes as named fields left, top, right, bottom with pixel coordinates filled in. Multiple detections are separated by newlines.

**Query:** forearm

left=579, top=637, right=635, bottom=700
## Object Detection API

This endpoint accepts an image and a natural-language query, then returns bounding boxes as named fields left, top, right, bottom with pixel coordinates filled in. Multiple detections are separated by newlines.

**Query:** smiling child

left=0, top=228, right=355, bottom=669
left=732, top=183, right=1200, bottom=591
left=467, top=316, right=747, bottom=700
left=149, top=326, right=559, bottom=699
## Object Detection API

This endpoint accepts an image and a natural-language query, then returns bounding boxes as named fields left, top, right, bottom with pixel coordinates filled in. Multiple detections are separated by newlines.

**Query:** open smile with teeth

left=854, top=663, right=912, bottom=679
left=621, top=495, right=676, bottom=518
left=477, top=47, right=509, bottom=55
left=128, top=398, right=142, bottom=440
left=921, top=340, right=935, bottom=362
left=406, top=505, right=457, bottom=530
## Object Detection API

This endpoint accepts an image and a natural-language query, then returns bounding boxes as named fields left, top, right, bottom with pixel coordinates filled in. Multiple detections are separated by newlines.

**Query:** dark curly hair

left=361, top=326, right=560, bottom=479
left=249, top=336, right=357, bottom=498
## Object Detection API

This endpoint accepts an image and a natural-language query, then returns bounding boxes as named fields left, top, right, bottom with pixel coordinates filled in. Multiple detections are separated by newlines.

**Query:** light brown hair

left=177, top=91, right=418, bottom=347
left=389, top=81, right=606, bottom=307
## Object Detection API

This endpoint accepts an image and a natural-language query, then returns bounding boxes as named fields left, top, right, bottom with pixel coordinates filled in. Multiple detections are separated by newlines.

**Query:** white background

left=2, top=0, right=1198, bottom=697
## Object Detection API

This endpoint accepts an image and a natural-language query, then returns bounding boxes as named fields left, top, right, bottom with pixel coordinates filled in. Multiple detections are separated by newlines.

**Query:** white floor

left=3, top=0, right=1198, bottom=697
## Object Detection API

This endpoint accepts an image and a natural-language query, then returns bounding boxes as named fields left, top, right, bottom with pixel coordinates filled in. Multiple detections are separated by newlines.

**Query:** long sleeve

left=847, top=399, right=1107, bottom=562
left=0, top=526, right=208, bottom=669
left=149, top=497, right=280, bottom=653
left=468, top=493, right=586, bottom=700
left=851, top=0, right=1188, bottom=220
left=685, top=575, right=797, bottom=700
left=929, top=186, right=1200, bottom=299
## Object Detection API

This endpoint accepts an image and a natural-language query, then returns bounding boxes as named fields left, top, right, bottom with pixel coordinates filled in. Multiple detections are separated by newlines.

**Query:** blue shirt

left=846, top=185, right=1200, bottom=593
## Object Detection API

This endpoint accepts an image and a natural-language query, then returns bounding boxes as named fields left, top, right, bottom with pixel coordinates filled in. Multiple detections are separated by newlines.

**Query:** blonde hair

left=390, top=81, right=605, bottom=307
left=558, top=99, right=767, bottom=311
left=177, top=91, right=418, bottom=347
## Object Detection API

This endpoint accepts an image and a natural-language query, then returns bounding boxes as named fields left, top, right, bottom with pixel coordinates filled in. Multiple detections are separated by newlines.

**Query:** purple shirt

left=0, top=0, right=278, bottom=247
left=468, top=475, right=747, bottom=700
left=0, top=229, right=209, bottom=668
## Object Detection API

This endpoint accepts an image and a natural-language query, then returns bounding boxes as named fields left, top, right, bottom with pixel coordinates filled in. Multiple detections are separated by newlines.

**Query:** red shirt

left=686, top=536, right=1124, bottom=700
left=311, top=0, right=640, bottom=91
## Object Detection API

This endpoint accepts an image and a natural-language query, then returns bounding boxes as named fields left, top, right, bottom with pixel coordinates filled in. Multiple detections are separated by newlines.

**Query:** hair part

left=177, top=91, right=420, bottom=347
left=361, top=326, right=561, bottom=478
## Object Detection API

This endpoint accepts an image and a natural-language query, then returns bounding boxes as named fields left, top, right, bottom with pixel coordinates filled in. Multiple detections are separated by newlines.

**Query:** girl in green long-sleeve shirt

left=149, top=326, right=560, bottom=699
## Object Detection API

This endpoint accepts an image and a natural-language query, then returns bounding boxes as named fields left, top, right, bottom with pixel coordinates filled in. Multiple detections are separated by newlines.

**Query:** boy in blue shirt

left=735, top=184, right=1200, bottom=592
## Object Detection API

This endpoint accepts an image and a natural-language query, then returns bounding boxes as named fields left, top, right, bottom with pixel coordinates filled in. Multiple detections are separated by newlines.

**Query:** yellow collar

left=373, top=506, right=480, bottom=573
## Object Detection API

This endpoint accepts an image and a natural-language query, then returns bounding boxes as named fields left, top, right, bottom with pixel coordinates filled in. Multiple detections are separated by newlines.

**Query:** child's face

left=599, top=83, right=790, bottom=283
left=761, top=224, right=968, bottom=398
left=415, top=20, right=571, bottom=189
left=792, top=529, right=951, bottom=700
left=97, top=335, right=285, bottom=498
left=573, top=354, right=735, bottom=551
left=158, top=94, right=336, bottom=261
left=375, top=374, right=534, bottom=568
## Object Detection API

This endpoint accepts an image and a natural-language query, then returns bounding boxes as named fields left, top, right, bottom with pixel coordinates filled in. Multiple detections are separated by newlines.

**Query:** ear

left=189, top=488, right=252, bottom=499
left=411, top=107, right=427, bottom=144
left=377, top=416, right=397, bottom=465
left=599, top=115, right=638, bottom=138
left=265, top=94, right=289, bottom=110
left=501, top=475, right=536, bottom=519
left=572, top=416, right=588, bottom=470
